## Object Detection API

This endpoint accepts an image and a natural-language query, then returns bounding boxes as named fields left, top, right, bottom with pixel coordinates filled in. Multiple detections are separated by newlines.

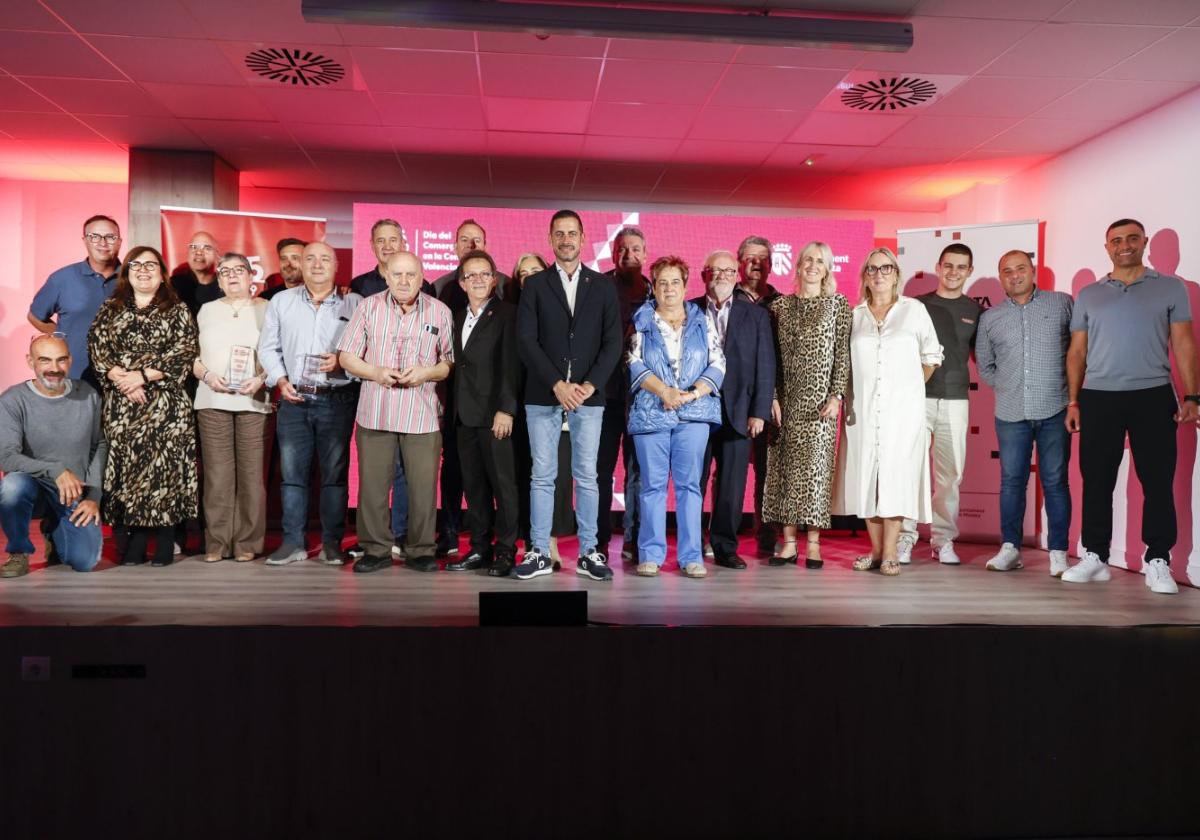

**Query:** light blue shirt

left=29, top=260, right=117, bottom=379
left=259, top=285, right=363, bottom=388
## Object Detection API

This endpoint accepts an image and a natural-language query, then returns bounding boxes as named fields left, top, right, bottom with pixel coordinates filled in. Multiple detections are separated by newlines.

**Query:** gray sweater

left=0, top=380, right=107, bottom=502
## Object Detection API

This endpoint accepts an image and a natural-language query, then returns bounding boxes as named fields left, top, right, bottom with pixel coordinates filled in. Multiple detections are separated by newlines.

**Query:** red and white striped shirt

left=337, top=291, right=454, bottom=434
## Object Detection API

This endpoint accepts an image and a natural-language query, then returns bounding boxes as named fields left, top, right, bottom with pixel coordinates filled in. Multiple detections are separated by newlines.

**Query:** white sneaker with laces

left=1061, top=551, right=1111, bottom=583
left=1144, top=558, right=1179, bottom=595
left=897, top=539, right=913, bottom=565
left=935, top=542, right=961, bottom=565
left=1048, top=550, right=1070, bottom=578
left=985, top=543, right=1022, bottom=572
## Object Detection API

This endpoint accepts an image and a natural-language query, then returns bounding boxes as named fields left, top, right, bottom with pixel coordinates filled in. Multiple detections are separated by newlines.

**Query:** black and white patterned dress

left=88, top=299, right=199, bottom=527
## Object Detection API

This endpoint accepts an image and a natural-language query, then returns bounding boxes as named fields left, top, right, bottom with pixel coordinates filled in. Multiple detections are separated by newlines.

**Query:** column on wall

left=127, top=149, right=239, bottom=251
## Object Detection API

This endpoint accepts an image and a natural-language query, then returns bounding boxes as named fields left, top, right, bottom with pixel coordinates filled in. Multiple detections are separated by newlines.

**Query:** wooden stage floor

left=2, top=530, right=1197, bottom=628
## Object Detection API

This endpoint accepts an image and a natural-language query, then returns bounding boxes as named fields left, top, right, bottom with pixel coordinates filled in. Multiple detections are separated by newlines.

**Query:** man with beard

left=28, top=214, right=121, bottom=389
left=261, top=238, right=306, bottom=301
left=0, top=335, right=106, bottom=578
left=172, top=230, right=223, bottom=317
left=600, top=226, right=652, bottom=561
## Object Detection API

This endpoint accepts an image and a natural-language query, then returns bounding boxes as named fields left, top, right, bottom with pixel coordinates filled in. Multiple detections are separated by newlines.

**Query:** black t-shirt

left=171, top=270, right=223, bottom=318
left=918, top=291, right=982, bottom=399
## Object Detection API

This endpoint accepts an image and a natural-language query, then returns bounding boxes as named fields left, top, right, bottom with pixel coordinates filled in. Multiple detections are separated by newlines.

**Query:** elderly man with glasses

left=28, top=214, right=122, bottom=390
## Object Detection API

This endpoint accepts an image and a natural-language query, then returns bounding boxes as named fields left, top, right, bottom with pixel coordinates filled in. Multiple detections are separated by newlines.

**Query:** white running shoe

left=1048, top=550, right=1070, bottom=578
left=1061, top=551, right=1111, bottom=584
left=897, top=539, right=914, bottom=565
left=1143, top=558, right=1179, bottom=595
left=703, top=542, right=715, bottom=559
left=985, top=543, right=1022, bottom=572
left=935, top=542, right=961, bottom=565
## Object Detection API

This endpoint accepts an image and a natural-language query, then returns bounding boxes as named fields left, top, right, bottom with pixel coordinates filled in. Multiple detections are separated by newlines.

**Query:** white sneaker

left=1143, top=558, right=1179, bottom=595
left=985, top=543, right=1022, bottom=572
left=1048, top=550, right=1070, bottom=578
left=703, top=542, right=715, bottom=559
left=1061, top=551, right=1111, bottom=584
left=897, top=539, right=913, bottom=565
left=935, top=542, right=961, bottom=565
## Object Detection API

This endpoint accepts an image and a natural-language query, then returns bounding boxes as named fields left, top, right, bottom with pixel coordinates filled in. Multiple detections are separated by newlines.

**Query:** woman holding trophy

left=192, top=252, right=271, bottom=563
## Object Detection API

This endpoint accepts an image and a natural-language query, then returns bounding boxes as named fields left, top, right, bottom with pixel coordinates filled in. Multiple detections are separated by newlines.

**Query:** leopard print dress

left=88, top=299, right=199, bottom=527
left=762, top=293, right=851, bottom=528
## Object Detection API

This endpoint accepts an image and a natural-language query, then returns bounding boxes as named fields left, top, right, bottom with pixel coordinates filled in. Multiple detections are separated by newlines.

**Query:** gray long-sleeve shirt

left=0, top=380, right=107, bottom=501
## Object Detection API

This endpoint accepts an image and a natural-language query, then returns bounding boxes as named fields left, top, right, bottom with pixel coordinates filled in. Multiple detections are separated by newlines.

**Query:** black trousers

left=701, top=422, right=752, bottom=558
left=595, top=398, right=638, bottom=549
left=457, top=423, right=519, bottom=557
left=1079, top=385, right=1178, bottom=562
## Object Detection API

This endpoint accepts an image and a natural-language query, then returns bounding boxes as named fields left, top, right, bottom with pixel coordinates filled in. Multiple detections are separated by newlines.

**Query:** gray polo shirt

left=1070, top=268, right=1191, bottom=392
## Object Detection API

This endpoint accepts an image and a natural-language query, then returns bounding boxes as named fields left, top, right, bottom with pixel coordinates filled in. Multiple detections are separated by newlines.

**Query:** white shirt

left=461, top=298, right=491, bottom=348
left=705, top=294, right=732, bottom=345
left=555, top=262, right=581, bottom=315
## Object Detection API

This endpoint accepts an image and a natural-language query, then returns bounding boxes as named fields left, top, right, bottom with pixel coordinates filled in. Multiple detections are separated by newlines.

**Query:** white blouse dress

left=833, top=296, right=944, bottom=522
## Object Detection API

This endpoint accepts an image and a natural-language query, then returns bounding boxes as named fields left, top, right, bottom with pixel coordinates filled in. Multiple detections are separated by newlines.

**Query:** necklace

left=227, top=298, right=252, bottom=318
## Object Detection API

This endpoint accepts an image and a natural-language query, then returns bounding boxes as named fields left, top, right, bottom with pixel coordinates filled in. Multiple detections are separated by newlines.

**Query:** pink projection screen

left=348, top=202, right=875, bottom=514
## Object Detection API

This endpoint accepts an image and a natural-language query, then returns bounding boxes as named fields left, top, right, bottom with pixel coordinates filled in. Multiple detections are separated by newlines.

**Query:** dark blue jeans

left=0, top=472, right=101, bottom=571
left=276, top=389, right=357, bottom=547
left=995, top=409, right=1071, bottom=551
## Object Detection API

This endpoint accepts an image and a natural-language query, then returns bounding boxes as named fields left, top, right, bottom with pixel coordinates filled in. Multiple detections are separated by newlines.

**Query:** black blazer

left=689, top=295, right=775, bottom=435
left=517, top=264, right=622, bottom=408
left=453, top=299, right=520, bottom=427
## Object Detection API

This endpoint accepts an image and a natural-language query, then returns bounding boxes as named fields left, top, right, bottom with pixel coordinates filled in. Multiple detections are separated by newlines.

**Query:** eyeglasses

left=218, top=266, right=248, bottom=278
left=463, top=271, right=494, bottom=282
left=84, top=233, right=119, bottom=244
left=865, top=264, right=897, bottom=277
left=705, top=267, right=738, bottom=280
left=188, top=244, right=216, bottom=253
left=126, top=260, right=161, bottom=272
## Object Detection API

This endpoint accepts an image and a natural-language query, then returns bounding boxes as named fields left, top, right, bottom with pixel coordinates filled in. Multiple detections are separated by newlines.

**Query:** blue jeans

left=0, top=472, right=101, bottom=571
left=634, top=422, right=709, bottom=566
left=391, top=455, right=408, bottom=538
left=276, top=390, right=357, bottom=547
left=995, top=410, right=1071, bottom=551
left=527, top=403, right=603, bottom=554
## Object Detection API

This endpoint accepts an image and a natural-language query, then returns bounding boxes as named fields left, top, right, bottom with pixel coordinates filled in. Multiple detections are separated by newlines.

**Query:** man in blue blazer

left=692, top=249, right=776, bottom=569
left=514, top=210, right=623, bottom=581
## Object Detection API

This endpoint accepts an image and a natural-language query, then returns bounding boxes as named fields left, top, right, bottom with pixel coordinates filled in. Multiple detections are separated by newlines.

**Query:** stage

left=1, top=532, right=1197, bottom=628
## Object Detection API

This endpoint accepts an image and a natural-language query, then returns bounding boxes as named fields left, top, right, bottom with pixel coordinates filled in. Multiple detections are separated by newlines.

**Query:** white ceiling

left=1, top=0, right=1198, bottom=210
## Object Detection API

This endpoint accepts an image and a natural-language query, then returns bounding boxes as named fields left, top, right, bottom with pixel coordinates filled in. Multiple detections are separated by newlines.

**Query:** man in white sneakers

left=975, top=250, right=1073, bottom=577
left=1063, top=219, right=1198, bottom=594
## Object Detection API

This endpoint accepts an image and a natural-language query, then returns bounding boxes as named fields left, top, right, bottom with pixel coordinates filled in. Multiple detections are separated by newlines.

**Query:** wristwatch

left=1185, top=394, right=1200, bottom=404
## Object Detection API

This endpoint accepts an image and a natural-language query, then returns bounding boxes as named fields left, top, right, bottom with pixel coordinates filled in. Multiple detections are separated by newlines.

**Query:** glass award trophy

left=226, top=345, right=254, bottom=389
left=301, top=353, right=327, bottom=388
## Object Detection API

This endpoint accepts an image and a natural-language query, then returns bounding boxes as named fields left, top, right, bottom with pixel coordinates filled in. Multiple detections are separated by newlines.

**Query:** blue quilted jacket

left=627, top=300, right=724, bottom=435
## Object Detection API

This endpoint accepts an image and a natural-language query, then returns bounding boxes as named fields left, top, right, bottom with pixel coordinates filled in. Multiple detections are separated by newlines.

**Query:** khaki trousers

left=196, top=409, right=267, bottom=557
left=356, top=425, right=441, bottom=558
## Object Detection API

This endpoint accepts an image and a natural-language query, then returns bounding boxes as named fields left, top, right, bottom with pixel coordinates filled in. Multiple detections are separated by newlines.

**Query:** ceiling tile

left=254, top=88, right=380, bottom=125
left=141, top=83, right=264, bottom=119
left=388, top=128, right=486, bottom=155
left=574, top=160, right=665, bottom=187
left=869, top=16, right=1041, bottom=75
left=979, top=22, right=1172, bottom=78
left=979, top=117, right=1117, bottom=152
left=310, top=152, right=411, bottom=192
left=480, top=54, right=601, bottom=99
left=398, top=153, right=490, bottom=184
left=880, top=114, right=1015, bottom=149
left=489, top=157, right=577, bottom=184
left=733, top=45, right=863, bottom=70
left=764, top=143, right=873, bottom=172
left=571, top=184, right=655, bottom=203
left=52, top=0, right=195, bottom=37
left=923, top=75, right=1082, bottom=117
left=486, top=131, right=585, bottom=158
left=1032, top=78, right=1194, bottom=119
left=708, top=66, right=845, bottom=110
left=580, top=134, right=680, bottom=161
left=1104, top=29, right=1200, bottom=81
left=23, top=78, right=174, bottom=117
left=484, top=97, right=591, bottom=133
left=689, top=107, right=805, bottom=142
left=854, top=145, right=960, bottom=168
left=173, top=0, right=343, bottom=44
left=0, top=31, right=123, bottom=79
left=219, top=146, right=313, bottom=172
left=336, top=25, right=475, bottom=51
left=649, top=186, right=741, bottom=204
left=352, top=48, right=479, bottom=95
left=88, top=35, right=245, bottom=84
left=0, top=75, right=58, bottom=111
left=657, top=163, right=751, bottom=191
left=597, top=59, right=724, bottom=105
left=183, top=119, right=293, bottom=146
left=673, top=139, right=776, bottom=165
left=589, top=102, right=699, bottom=139
left=788, top=110, right=911, bottom=145
left=1052, top=0, right=1200, bottom=25
left=73, top=115, right=202, bottom=148
left=289, top=123, right=394, bottom=153
left=374, top=93, right=485, bottom=129
left=606, top=38, right=737, bottom=63
left=477, top=31, right=607, bottom=57
left=0, top=110, right=106, bottom=141
left=2, top=0, right=70, bottom=31
left=913, top=0, right=1065, bottom=19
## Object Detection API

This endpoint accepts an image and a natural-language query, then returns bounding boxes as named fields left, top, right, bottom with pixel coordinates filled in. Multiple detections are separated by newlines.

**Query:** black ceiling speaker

left=245, top=48, right=346, bottom=86
left=841, top=76, right=937, bottom=111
